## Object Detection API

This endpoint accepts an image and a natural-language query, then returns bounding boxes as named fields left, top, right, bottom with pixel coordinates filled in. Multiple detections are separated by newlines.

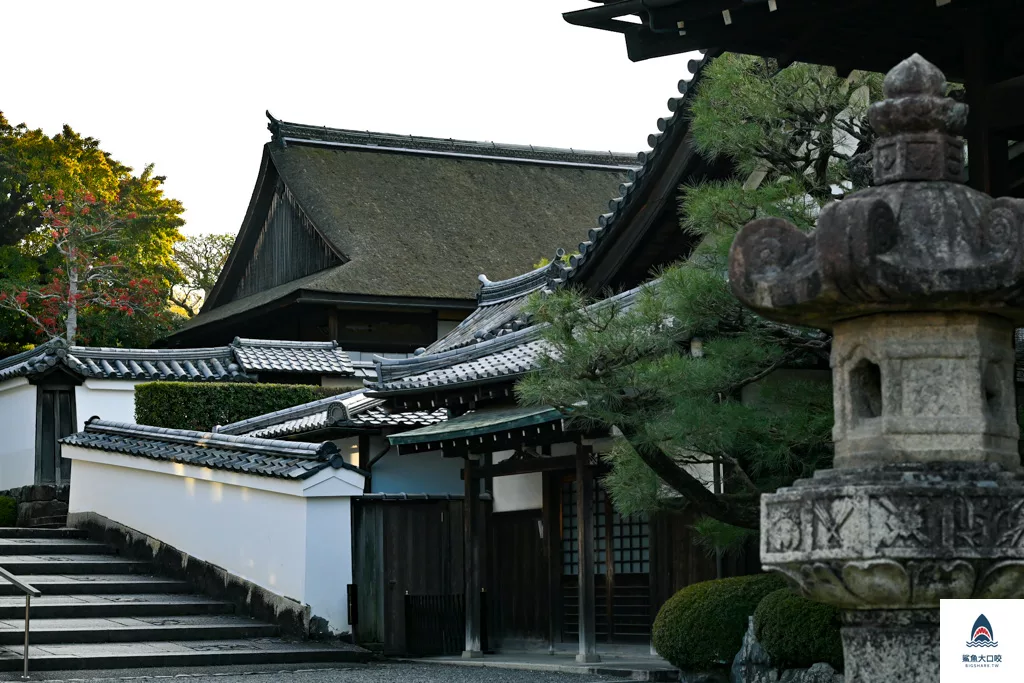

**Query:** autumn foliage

left=0, top=189, right=168, bottom=344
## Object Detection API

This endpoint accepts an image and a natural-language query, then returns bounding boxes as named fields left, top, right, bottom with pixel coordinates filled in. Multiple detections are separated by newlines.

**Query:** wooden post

left=463, top=456, right=483, bottom=658
left=328, top=308, right=340, bottom=343
left=575, top=445, right=600, bottom=663
left=543, top=471, right=561, bottom=654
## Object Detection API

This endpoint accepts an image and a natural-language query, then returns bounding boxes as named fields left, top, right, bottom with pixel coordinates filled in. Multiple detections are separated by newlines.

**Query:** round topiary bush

left=0, top=496, right=16, bottom=527
left=754, top=588, right=843, bottom=671
left=652, top=573, right=786, bottom=671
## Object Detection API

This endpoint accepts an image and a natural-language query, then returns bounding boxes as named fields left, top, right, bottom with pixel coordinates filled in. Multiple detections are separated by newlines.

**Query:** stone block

left=831, top=313, right=1018, bottom=469
left=22, top=484, right=58, bottom=502
left=17, top=499, right=68, bottom=526
left=778, top=664, right=840, bottom=683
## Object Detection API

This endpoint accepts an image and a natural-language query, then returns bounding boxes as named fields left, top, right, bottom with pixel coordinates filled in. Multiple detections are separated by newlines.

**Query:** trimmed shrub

left=0, top=496, right=16, bottom=527
left=754, top=588, right=843, bottom=671
left=653, top=573, right=786, bottom=671
left=134, top=382, right=346, bottom=432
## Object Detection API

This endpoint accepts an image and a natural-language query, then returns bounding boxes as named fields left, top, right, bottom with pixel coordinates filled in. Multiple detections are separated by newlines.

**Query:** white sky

left=1, top=1, right=698, bottom=236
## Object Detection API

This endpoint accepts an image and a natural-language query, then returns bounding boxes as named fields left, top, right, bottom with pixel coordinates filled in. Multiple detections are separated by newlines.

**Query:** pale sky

left=2, top=1, right=698, bottom=237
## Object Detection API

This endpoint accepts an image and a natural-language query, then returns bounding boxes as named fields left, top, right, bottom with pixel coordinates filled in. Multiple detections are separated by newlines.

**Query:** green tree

left=170, top=233, right=235, bottom=317
left=0, top=114, right=186, bottom=349
left=517, top=55, right=883, bottom=541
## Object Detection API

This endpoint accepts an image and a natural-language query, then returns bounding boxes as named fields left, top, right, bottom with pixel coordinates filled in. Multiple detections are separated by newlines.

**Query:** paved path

left=0, top=662, right=631, bottom=682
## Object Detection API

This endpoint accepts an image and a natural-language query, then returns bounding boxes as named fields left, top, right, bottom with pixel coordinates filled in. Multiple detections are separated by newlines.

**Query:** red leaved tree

left=0, top=189, right=163, bottom=344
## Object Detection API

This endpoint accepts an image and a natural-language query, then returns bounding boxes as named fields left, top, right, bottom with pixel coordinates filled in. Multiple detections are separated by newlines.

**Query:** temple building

left=165, top=115, right=637, bottom=359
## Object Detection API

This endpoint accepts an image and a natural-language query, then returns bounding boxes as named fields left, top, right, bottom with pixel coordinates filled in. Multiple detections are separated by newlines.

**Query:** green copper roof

left=388, top=405, right=562, bottom=446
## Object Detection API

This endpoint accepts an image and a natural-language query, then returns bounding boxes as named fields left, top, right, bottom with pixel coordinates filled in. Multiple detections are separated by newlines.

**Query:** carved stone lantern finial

left=729, top=54, right=1024, bottom=683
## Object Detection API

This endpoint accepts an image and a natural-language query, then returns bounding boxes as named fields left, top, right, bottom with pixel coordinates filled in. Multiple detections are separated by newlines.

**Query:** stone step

left=0, top=555, right=151, bottom=575
left=0, top=528, right=86, bottom=540
left=0, top=594, right=235, bottom=619
left=29, top=516, right=70, bottom=529
left=0, top=575, right=192, bottom=596
left=0, top=539, right=115, bottom=555
left=0, top=638, right=371, bottom=671
left=0, top=615, right=278, bottom=645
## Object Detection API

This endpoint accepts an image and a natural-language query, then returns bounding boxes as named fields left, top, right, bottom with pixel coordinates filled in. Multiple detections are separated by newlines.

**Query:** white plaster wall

left=331, top=436, right=361, bottom=467
left=76, top=380, right=138, bottom=430
left=68, top=456, right=309, bottom=601
left=304, top=496, right=353, bottom=632
left=492, top=450, right=543, bottom=512
left=65, top=447, right=364, bottom=634
left=0, top=379, right=38, bottom=490
left=437, top=320, right=458, bottom=339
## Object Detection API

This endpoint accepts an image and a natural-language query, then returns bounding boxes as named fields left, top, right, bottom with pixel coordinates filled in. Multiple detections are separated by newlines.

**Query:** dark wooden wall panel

left=487, top=510, right=549, bottom=647
left=233, top=186, right=341, bottom=301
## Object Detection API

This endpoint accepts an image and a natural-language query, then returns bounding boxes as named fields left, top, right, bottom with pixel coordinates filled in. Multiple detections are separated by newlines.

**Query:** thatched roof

left=173, top=120, right=636, bottom=336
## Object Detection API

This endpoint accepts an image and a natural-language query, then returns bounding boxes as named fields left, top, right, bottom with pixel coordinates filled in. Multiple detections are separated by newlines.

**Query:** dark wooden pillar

left=463, top=456, right=483, bottom=658
left=328, top=309, right=340, bottom=343
left=575, top=445, right=600, bottom=663
left=543, top=471, right=561, bottom=653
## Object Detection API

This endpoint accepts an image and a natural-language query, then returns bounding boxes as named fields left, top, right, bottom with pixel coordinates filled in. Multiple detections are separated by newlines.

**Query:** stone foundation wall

left=0, top=484, right=70, bottom=527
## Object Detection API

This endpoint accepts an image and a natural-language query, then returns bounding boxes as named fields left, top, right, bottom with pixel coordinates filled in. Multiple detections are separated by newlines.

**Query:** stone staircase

left=0, top=527, right=370, bottom=671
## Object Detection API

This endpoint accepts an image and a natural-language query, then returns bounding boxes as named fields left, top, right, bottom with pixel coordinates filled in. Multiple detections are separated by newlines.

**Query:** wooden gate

left=351, top=495, right=490, bottom=654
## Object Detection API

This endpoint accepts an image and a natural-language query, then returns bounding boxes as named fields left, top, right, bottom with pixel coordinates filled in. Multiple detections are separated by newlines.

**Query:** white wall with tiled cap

left=0, top=379, right=38, bottom=489
left=63, top=445, right=365, bottom=635
left=75, top=379, right=137, bottom=430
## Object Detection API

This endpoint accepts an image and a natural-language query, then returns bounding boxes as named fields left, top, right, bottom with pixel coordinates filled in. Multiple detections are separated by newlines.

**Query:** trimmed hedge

left=0, top=496, right=15, bottom=527
left=754, top=588, right=843, bottom=671
left=653, top=573, right=786, bottom=671
left=134, top=382, right=346, bottom=432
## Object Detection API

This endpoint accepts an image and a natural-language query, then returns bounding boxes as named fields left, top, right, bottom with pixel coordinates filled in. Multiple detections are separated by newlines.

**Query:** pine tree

left=517, top=55, right=883, bottom=545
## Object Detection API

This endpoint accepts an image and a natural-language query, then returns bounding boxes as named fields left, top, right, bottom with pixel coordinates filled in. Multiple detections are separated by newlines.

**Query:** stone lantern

left=729, top=54, right=1024, bottom=683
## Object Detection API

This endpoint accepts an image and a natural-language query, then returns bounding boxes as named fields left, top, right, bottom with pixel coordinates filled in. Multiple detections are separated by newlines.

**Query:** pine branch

left=618, top=426, right=760, bottom=530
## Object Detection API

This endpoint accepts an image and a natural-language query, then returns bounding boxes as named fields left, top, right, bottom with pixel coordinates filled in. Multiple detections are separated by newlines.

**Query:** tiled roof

left=565, top=54, right=715, bottom=286
left=217, top=388, right=446, bottom=440
left=368, top=327, right=552, bottom=395
left=0, top=342, right=69, bottom=382
left=0, top=338, right=357, bottom=383
left=367, top=282, right=653, bottom=396
left=67, top=345, right=245, bottom=382
left=62, top=419, right=362, bottom=480
left=424, top=258, right=568, bottom=354
left=230, top=338, right=354, bottom=375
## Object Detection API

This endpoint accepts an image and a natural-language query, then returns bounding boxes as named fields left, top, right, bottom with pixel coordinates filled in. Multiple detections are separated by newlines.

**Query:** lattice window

left=561, top=480, right=649, bottom=576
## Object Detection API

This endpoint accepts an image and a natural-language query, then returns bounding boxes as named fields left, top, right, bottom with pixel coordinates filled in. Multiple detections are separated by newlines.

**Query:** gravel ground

left=0, top=662, right=630, bottom=683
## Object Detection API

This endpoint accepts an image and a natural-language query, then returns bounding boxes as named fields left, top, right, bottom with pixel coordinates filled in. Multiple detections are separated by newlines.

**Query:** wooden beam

left=575, top=445, right=600, bottom=664
left=462, top=457, right=483, bottom=658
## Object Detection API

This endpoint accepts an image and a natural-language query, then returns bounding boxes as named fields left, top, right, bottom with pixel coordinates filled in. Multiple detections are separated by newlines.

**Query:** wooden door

left=559, top=478, right=651, bottom=643
left=35, top=384, right=76, bottom=486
